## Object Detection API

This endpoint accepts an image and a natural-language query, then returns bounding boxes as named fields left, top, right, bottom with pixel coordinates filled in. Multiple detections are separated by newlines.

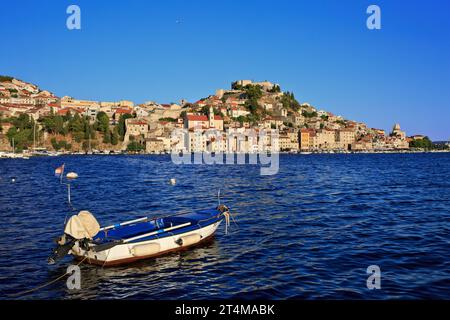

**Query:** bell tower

left=209, top=106, right=215, bottom=128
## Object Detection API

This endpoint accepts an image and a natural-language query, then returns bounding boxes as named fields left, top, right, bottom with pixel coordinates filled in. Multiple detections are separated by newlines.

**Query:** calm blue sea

left=0, top=154, right=449, bottom=299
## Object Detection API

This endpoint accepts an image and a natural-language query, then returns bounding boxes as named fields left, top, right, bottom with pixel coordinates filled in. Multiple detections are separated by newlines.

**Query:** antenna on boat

left=62, top=173, right=79, bottom=224
left=67, top=183, right=71, bottom=205
left=217, top=189, right=221, bottom=206
left=66, top=173, right=78, bottom=205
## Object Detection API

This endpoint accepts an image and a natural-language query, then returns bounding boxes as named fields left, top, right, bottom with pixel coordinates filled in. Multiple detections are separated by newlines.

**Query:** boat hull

left=71, top=220, right=222, bottom=267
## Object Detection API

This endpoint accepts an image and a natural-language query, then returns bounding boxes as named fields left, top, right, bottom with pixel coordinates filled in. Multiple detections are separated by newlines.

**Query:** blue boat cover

left=93, top=208, right=221, bottom=243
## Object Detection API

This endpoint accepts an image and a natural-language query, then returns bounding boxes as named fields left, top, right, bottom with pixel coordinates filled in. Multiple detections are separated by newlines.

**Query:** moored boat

left=48, top=205, right=230, bottom=267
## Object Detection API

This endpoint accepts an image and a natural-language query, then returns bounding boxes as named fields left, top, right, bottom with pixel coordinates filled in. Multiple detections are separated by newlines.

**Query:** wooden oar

left=100, top=211, right=197, bottom=231
left=92, top=222, right=192, bottom=252
left=100, top=217, right=150, bottom=232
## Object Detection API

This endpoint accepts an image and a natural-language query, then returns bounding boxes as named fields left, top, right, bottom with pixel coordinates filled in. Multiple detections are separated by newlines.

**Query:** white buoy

left=11, top=178, right=16, bottom=183
left=66, top=172, right=79, bottom=180
left=169, top=178, right=177, bottom=185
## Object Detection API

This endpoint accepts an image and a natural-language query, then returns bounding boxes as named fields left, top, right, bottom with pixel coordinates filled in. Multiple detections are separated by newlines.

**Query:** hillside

left=0, top=76, right=428, bottom=153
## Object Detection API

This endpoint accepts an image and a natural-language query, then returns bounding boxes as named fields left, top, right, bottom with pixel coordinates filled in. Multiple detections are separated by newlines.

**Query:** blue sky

left=1, top=0, right=449, bottom=140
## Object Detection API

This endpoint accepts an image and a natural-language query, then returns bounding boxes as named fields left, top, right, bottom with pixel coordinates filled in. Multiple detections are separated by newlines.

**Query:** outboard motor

left=47, top=211, right=100, bottom=265
left=48, top=234, right=76, bottom=265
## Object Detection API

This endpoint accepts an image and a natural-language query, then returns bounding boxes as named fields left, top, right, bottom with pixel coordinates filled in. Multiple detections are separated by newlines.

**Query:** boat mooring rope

left=223, top=212, right=231, bottom=235
left=229, top=212, right=239, bottom=228
left=9, top=257, right=87, bottom=298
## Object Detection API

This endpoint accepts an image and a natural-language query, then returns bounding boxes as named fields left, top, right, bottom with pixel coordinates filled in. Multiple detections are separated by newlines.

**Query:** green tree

left=103, top=131, right=111, bottom=144
left=50, top=138, right=71, bottom=151
left=82, top=140, right=97, bottom=152
left=7, top=127, right=33, bottom=152
left=158, top=117, right=177, bottom=122
left=235, top=115, right=247, bottom=124
left=244, top=99, right=259, bottom=115
left=0, top=75, right=14, bottom=82
left=200, top=106, right=223, bottom=117
left=269, top=85, right=281, bottom=93
left=231, top=82, right=244, bottom=90
left=281, top=92, right=300, bottom=110
left=302, top=110, right=318, bottom=118
left=68, top=113, right=85, bottom=133
left=244, top=85, right=263, bottom=101
left=96, top=111, right=110, bottom=133
left=43, top=115, right=65, bottom=135
left=118, top=114, right=134, bottom=140
left=6, top=127, right=17, bottom=141
left=82, top=141, right=89, bottom=151
left=51, top=138, right=61, bottom=151
left=73, top=132, right=84, bottom=143
left=127, top=141, right=144, bottom=152
left=409, top=137, right=433, bottom=149
left=13, top=114, right=33, bottom=130
left=111, top=127, right=119, bottom=145
left=62, top=111, right=73, bottom=122
left=284, top=121, right=294, bottom=128
left=66, top=143, right=72, bottom=150
left=84, top=121, right=96, bottom=140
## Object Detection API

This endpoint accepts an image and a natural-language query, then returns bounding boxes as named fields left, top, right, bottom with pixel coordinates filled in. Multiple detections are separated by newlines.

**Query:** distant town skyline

left=1, top=0, right=449, bottom=140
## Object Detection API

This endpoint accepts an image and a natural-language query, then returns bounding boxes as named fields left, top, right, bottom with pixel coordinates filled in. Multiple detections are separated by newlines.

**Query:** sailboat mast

left=33, top=122, right=36, bottom=151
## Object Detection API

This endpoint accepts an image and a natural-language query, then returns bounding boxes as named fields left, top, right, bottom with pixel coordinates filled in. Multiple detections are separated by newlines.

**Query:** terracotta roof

left=187, top=115, right=208, bottom=121
left=128, top=120, right=147, bottom=126
left=187, top=114, right=223, bottom=122
left=57, top=107, right=81, bottom=115
left=2, top=104, right=28, bottom=109
left=115, top=108, right=132, bottom=114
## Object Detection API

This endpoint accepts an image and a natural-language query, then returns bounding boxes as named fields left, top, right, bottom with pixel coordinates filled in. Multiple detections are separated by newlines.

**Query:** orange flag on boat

left=55, top=164, right=65, bottom=176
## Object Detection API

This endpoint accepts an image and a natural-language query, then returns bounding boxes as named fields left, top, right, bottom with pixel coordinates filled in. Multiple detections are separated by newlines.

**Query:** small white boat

left=0, top=152, right=29, bottom=159
left=48, top=205, right=230, bottom=267
left=48, top=152, right=61, bottom=157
